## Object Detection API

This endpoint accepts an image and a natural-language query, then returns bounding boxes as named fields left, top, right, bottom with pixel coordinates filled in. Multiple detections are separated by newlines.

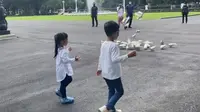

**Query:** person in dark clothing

left=182, top=3, right=189, bottom=24
left=125, top=1, right=136, bottom=29
left=91, top=3, right=98, bottom=27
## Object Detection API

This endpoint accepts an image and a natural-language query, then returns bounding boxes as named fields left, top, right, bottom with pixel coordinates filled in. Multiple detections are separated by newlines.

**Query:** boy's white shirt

left=98, top=41, right=128, bottom=80
left=56, top=47, right=75, bottom=82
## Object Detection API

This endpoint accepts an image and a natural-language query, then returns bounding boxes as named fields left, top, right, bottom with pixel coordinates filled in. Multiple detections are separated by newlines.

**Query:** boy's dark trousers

left=91, top=15, right=98, bottom=27
left=104, top=78, right=124, bottom=110
left=182, top=12, right=188, bottom=23
left=60, top=75, right=73, bottom=98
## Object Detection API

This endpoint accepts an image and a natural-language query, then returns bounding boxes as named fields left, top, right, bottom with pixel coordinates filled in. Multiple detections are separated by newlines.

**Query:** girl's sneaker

left=55, top=89, right=74, bottom=100
left=60, top=97, right=74, bottom=104
left=55, top=89, right=62, bottom=97
left=115, top=109, right=122, bottom=112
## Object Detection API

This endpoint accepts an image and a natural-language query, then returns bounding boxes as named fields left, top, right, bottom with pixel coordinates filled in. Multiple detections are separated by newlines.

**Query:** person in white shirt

left=97, top=21, right=136, bottom=112
left=117, top=4, right=124, bottom=27
left=54, top=32, right=80, bottom=104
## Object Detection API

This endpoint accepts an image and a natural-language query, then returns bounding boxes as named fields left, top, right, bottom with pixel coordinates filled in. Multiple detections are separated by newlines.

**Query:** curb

left=160, top=14, right=200, bottom=19
left=0, top=34, right=17, bottom=41
left=61, top=12, right=116, bottom=16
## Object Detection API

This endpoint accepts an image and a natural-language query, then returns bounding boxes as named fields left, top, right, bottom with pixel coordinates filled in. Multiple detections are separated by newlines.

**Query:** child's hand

left=68, top=47, right=72, bottom=51
left=96, top=70, right=102, bottom=76
left=75, top=56, right=80, bottom=61
left=128, top=51, right=137, bottom=58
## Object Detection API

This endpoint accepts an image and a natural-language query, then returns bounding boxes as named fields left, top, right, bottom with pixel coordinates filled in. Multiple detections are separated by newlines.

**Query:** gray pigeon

left=160, top=40, right=164, bottom=45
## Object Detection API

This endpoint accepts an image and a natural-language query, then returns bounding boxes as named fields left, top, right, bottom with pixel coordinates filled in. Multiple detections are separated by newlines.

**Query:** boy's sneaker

left=98, top=106, right=108, bottom=112
left=55, top=89, right=74, bottom=100
left=98, top=106, right=122, bottom=112
left=60, top=97, right=74, bottom=104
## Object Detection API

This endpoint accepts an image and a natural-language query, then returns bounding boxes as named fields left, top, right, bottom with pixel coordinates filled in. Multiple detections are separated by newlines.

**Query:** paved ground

left=1, top=17, right=200, bottom=112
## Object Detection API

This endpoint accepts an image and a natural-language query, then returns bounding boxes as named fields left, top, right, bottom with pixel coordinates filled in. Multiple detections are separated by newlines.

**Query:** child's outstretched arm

left=97, top=59, right=102, bottom=76
left=111, top=45, right=129, bottom=63
left=111, top=45, right=136, bottom=63
left=97, top=50, right=102, bottom=76
left=61, top=51, right=79, bottom=63
left=97, top=56, right=102, bottom=71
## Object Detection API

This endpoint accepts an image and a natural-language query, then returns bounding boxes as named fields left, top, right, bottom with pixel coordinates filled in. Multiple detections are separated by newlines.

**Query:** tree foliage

left=3, top=0, right=200, bottom=15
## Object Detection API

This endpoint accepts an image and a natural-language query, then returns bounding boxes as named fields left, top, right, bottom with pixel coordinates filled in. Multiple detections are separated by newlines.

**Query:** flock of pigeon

left=101, top=30, right=177, bottom=52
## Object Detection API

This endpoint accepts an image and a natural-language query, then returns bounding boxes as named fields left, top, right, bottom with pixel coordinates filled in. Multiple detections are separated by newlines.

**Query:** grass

left=6, top=12, right=200, bottom=21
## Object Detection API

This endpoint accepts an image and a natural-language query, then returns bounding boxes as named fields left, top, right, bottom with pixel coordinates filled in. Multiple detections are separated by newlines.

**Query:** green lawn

left=6, top=12, right=200, bottom=21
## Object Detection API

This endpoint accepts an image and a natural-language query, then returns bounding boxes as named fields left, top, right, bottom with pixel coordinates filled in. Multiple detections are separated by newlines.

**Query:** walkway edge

left=0, top=34, right=17, bottom=41
left=160, top=14, right=200, bottom=19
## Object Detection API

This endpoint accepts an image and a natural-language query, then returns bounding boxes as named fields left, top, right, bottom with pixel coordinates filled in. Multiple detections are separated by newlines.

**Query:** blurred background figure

left=182, top=2, right=189, bottom=24
left=125, top=1, right=136, bottom=29
left=91, top=2, right=98, bottom=27
left=117, top=4, right=124, bottom=27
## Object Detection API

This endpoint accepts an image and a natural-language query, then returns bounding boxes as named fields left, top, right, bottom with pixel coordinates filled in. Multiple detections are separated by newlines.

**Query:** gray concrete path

left=1, top=16, right=200, bottom=112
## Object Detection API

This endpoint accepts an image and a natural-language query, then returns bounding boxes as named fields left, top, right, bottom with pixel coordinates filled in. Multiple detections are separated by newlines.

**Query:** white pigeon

left=126, top=45, right=129, bottom=50
left=144, top=44, right=150, bottom=50
left=150, top=46, right=156, bottom=51
left=126, top=41, right=135, bottom=50
left=144, top=41, right=153, bottom=46
left=119, top=44, right=127, bottom=50
left=137, top=40, right=144, bottom=46
left=160, top=45, right=167, bottom=50
left=138, top=40, right=143, bottom=43
left=160, top=40, right=164, bottom=45
left=135, top=46, right=141, bottom=51
left=127, top=37, right=131, bottom=44
left=116, top=40, right=121, bottom=43
left=131, top=41, right=138, bottom=44
left=126, top=46, right=135, bottom=50
left=116, top=42, right=120, bottom=46
left=132, top=34, right=137, bottom=40
left=115, top=40, right=121, bottom=45
left=130, top=43, right=135, bottom=48
left=168, top=43, right=177, bottom=48
left=135, top=43, right=141, bottom=51
left=121, top=41, right=128, bottom=45
left=136, top=30, right=140, bottom=33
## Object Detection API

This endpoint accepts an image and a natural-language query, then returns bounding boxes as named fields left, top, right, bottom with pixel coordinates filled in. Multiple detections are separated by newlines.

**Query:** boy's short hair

left=104, top=21, right=119, bottom=37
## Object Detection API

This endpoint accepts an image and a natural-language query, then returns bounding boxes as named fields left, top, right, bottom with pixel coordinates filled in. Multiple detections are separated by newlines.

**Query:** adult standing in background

left=91, top=2, right=98, bottom=27
left=125, top=1, right=136, bottom=29
left=182, top=2, right=189, bottom=24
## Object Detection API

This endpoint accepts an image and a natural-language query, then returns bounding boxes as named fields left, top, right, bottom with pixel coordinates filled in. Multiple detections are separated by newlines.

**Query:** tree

left=3, top=0, right=200, bottom=16
left=95, top=0, right=104, bottom=10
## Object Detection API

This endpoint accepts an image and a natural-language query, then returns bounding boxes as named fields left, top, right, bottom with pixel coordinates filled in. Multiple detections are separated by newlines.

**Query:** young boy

left=97, top=21, right=136, bottom=112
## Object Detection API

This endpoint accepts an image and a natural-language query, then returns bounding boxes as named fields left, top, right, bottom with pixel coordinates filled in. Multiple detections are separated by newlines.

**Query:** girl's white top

left=118, top=8, right=124, bottom=17
left=98, top=41, right=128, bottom=80
left=56, top=47, right=75, bottom=82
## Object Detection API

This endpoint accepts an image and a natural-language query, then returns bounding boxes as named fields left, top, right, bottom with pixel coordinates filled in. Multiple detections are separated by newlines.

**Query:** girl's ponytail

left=54, top=34, right=59, bottom=58
left=53, top=32, right=68, bottom=58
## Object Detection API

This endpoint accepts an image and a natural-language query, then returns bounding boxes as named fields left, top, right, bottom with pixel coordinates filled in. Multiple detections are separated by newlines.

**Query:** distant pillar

left=145, top=5, right=148, bottom=10
left=0, top=0, right=11, bottom=35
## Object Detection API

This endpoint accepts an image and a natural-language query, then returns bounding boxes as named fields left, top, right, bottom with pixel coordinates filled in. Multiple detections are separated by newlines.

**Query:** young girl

left=117, top=4, right=124, bottom=27
left=54, top=32, right=80, bottom=104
